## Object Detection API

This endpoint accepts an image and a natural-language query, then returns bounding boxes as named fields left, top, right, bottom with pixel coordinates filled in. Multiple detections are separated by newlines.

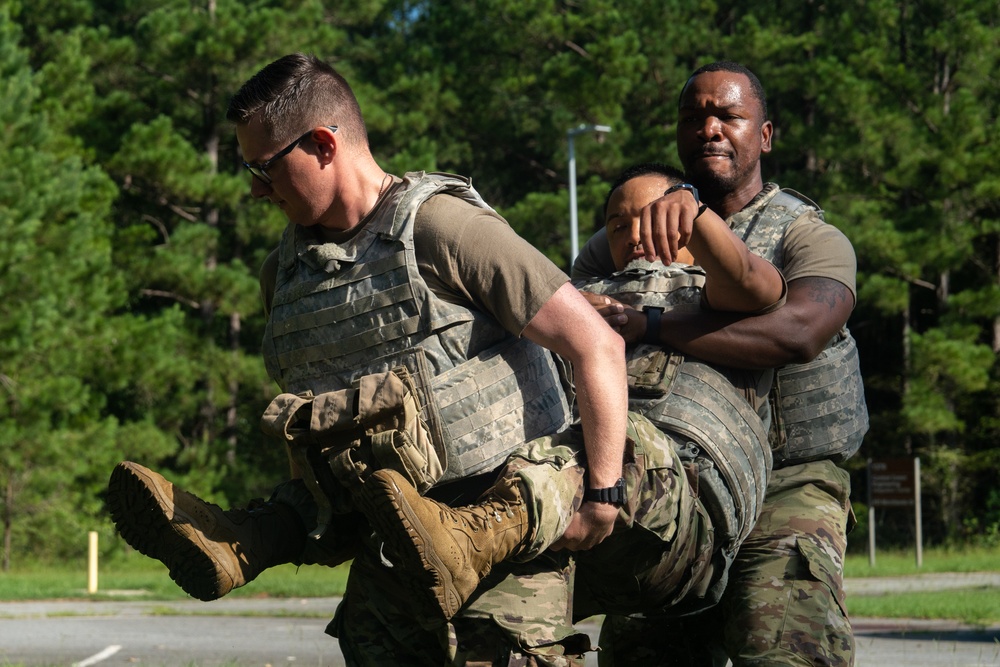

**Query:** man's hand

left=579, top=291, right=645, bottom=343
left=550, top=501, right=620, bottom=551
left=638, top=187, right=700, bottom=264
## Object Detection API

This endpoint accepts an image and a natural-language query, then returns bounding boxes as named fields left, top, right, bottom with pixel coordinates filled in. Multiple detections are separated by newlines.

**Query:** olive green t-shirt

left=780, top=210, right=857, bottom=300
left=260, top=179, right=568, bottom=337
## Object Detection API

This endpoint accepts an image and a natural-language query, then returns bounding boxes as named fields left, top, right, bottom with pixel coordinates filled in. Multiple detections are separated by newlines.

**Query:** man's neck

left=318, top=163, right=389, bottom=235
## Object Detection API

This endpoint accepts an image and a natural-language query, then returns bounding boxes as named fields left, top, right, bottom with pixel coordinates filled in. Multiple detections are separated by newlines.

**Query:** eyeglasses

left=242, top=125, right=338, bottom=184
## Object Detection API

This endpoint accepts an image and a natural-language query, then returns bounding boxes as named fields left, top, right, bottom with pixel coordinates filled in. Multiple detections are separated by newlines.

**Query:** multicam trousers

left=597, top=459, right=855, bottom=667
left=328, top=411, right=726, bottom=666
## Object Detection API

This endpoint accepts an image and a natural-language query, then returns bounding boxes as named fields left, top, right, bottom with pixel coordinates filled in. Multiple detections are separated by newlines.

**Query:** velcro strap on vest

left=260, top=393, right=314, bottom=443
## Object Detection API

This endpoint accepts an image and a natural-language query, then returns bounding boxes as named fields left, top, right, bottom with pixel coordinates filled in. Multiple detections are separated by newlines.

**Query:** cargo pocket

left=796, top=535, right=850, bottom=620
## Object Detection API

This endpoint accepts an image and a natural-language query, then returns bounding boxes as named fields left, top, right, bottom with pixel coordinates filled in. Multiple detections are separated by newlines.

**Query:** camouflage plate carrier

left=261, top=172, right=573, bottom=491
left=734, top=188, right=869, bottom=467
left=577, top=262, right=772, bottom=552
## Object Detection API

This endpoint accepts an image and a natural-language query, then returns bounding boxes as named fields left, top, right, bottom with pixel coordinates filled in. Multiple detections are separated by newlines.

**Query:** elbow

left=781, top=327, right=832, bottom=365
left=601, top=325, right=627, bottom=359
left=592, top=325, right=627, bottom=370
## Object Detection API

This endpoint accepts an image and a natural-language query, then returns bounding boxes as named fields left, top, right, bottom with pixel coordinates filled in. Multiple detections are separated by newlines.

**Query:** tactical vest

left=732, top=187, right=869, bottom=467
left=262, top=172, right=572, bottom=483
left=578, top=262, right=771, bottom=548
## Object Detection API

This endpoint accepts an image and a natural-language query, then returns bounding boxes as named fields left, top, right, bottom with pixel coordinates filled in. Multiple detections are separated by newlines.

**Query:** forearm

left=657, top=308, right=802, bottom=369
left=524, top=283, right=628, bottom=486
left=688, top=212, right=783, bottom=312
left=573, top=346, right=628, bottom=488
left=655, top=277, right=855, bottom=369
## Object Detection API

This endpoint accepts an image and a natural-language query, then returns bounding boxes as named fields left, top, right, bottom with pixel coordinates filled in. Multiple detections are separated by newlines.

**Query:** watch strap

left=644, top=306, right=663, bottom=345
left=584, top=477, right=626, bottom=506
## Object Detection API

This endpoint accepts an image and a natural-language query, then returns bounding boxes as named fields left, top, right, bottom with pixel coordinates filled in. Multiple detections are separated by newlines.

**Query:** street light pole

left=567, top=123, right=611, bottom=266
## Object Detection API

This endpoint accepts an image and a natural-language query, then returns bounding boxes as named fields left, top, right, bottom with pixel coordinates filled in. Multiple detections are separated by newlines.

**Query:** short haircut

left=604, top=162, right=685, bottom=218
left=226, top=53, right=368, bottom=148
left=684, top=61, right=768, bottom=120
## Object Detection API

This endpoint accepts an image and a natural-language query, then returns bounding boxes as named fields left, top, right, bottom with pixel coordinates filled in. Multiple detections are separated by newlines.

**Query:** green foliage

left=904, top=326, right=993, bottom=434
left=2, top=0, right=999, bottom=562
left=0, top=5, right=129, bottom=562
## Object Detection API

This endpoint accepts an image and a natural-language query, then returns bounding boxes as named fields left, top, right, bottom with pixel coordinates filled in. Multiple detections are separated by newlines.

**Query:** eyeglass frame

left=242, top=125, right=338, bottom=184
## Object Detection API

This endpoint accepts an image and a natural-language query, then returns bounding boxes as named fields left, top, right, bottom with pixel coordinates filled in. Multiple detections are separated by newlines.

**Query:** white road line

left=72, top=644, right=122, bottom=667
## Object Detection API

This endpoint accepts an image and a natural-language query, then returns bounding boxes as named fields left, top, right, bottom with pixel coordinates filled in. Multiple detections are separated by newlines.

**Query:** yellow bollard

left=88, top=531, right=98, bottom=594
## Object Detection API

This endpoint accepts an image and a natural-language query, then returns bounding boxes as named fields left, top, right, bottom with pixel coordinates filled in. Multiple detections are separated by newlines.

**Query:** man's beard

left=688, top=164, right=740, bottom=201
left=687, top=157, right=754, bottom=203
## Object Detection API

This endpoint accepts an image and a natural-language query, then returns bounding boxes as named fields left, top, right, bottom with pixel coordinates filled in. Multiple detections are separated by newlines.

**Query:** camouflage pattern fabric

left=262, top=172, right=572, bottom=485
left=325, top=424, right=594, bottom=666
left=573, top=416, right=720, bottom=619
left=330, top=530, right=591, bottom=666
left=771, top=331, right=868, bottom=467
left=509, top=411, right=722, bottom=618
left=326, top=411, right=724, bottom=666
left=598, top=459, right=854, bottom=667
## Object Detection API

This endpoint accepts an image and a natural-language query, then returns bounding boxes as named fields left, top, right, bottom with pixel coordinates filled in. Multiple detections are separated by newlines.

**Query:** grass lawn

left=845, top=545, right=1000, bottom=577
left=844, top=545, right=1000, bottom=626
left=0, top=553, right=350, bottom=602
left=2, top=546, right=998, bottom=626
left=847, top=587, right=1000, bottom=626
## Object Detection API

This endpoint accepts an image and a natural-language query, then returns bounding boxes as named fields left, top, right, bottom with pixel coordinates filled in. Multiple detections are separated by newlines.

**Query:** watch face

left=666, top=183, right=700, bottom=205
left=682, top=184, right=700, bottom=204
left=612, top=477, right=626, bottom=504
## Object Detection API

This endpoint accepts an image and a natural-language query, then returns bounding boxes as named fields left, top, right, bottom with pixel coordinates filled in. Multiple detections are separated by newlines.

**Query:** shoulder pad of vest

left=775, top=188, right=824, bottom=221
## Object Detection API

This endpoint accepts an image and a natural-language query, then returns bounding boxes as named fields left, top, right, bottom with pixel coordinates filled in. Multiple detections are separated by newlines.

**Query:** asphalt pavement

left=1, top=572, right=998, bottom=666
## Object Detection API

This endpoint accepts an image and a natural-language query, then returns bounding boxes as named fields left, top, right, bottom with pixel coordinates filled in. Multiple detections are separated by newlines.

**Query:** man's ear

left=760, top=120, right=774, bottom=154
left=311, top=126, right=338, bottom=161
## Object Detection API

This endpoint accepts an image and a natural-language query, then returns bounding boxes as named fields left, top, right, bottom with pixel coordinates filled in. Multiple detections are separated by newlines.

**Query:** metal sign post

left=566, top=124, right=611, bottom=266
left=868, top=457, right=923, bottom=568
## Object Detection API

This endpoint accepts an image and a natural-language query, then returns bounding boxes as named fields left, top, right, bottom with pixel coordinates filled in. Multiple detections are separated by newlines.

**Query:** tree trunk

left=994, top=234, right=999, bottom=354
left=3, top=475, right=12, bottom=572
left=902, top=287, right=913, bottom=456
left=227, top=310, right=241, bottom=466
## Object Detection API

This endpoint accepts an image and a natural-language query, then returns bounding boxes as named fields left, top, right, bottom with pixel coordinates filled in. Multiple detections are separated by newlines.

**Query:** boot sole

left=358, top=474, right=461, bottom=625
left=106, top=462, right=234, bottom=601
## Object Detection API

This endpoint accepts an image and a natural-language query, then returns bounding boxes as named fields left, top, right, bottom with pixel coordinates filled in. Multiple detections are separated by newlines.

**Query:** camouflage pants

left=325, top=426, right=595, bottom=667
left=572, top=418, right=723, bottom=620
left=326, top=411, right=723, bottom=666
left=598, top=459, right=855, bottom=667
left=329, top=538, right=590, bottom=666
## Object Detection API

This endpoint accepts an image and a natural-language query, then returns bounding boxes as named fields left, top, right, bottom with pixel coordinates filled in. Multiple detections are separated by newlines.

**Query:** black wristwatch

left=664, top=183, right=708, bottom=218
left=584, top=477, right=626, bottom=506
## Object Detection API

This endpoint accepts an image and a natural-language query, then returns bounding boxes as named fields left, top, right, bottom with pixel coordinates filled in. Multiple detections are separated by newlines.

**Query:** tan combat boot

left=106, top=461, right=306, bottom=601
left=361, top=468, right=531, bottom=624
